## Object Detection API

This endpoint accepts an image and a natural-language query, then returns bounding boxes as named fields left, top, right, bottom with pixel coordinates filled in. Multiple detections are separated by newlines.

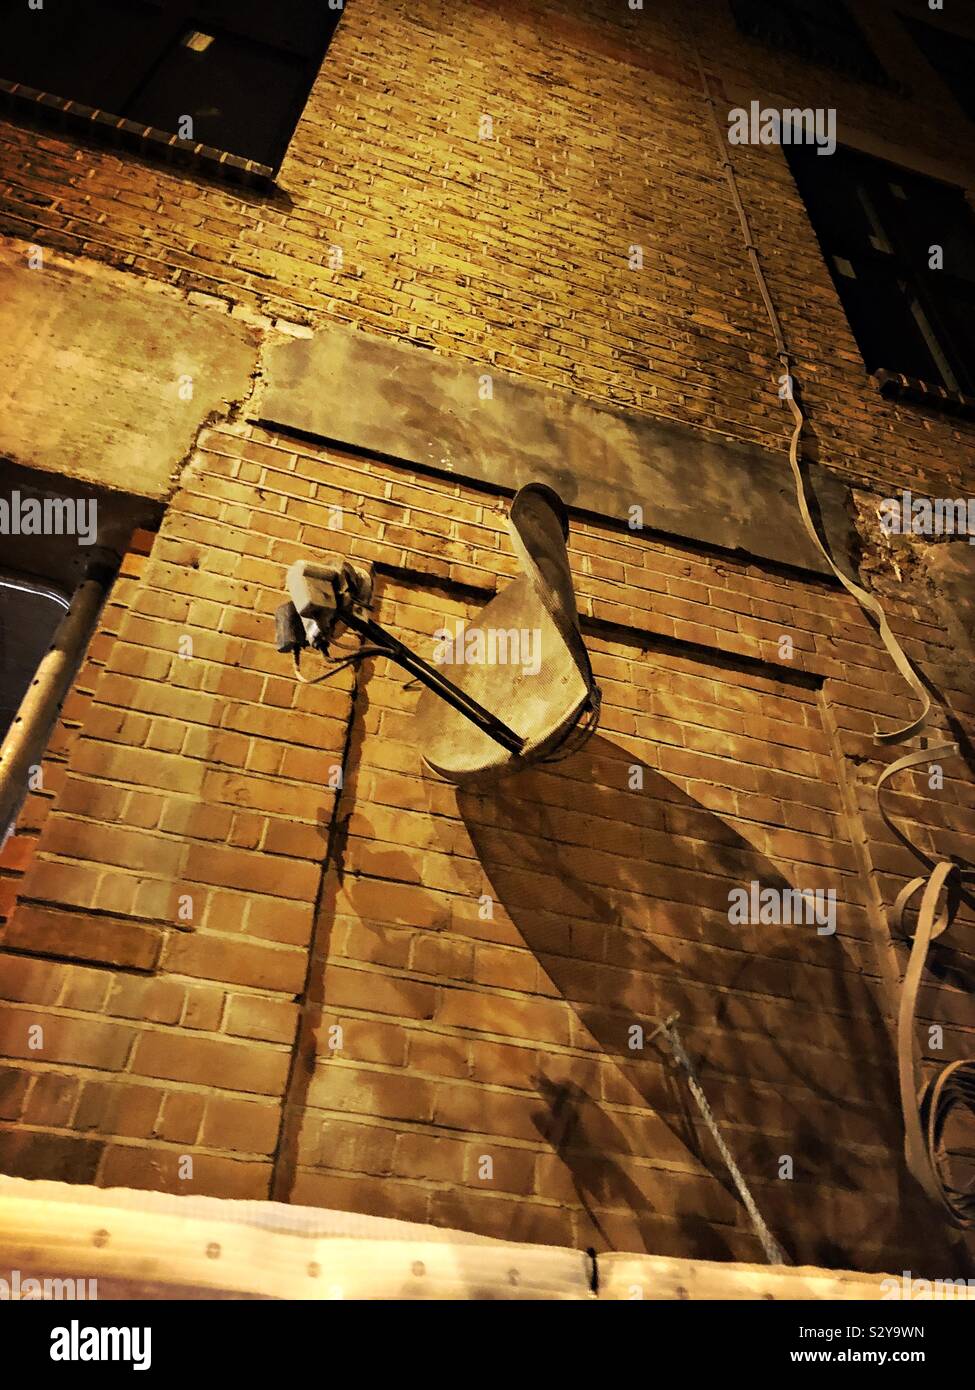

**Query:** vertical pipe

left=0, top=575, right=107, bottom=835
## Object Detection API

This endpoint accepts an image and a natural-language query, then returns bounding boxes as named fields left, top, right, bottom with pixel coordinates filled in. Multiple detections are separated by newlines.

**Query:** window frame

left=785, top=140, right=975, bottom=405
left=0, top=0, right=346, bottom=185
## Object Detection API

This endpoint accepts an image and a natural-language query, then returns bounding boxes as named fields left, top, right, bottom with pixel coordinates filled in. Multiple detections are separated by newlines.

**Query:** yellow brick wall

left=1, top=0, right=974, bottom=1272
left=1, top=0, right=973, bottom=493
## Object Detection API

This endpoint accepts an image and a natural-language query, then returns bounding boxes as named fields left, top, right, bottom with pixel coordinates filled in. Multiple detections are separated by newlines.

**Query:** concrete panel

left=0, top=247, right=260, bottom=500
left=257, top=324, right=855, bottom=577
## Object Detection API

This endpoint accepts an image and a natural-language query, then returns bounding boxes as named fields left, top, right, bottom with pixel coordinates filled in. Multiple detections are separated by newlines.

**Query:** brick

left=337, top=878, right=450, bottom=932
left=3, top=0, right=975, bottom=1277
left=183, top=842, right=319, bottom=899
left=130, top=1030, right=290, bottom=1096
left=307, top=1064, right=434, bottom=1124
left=263, top=819, right=327, bottom=859
left=466, top=1142, right=536, bottom=1197
left=200, top=1094, right=281, bottom=1155
left=162, top=930, right=306, bottom=992
left=0, top=953, right=66, bottom=1006
left=317, top=1013, right=408, bottom=1068
left=393, top=1129, right=466, bottom=1183
left=224, top=993, right=298, bottom=1044
left=289, top=1169, right=430, bottom=1227
left=56, top=967, right=113, bottom=1014
left=408, top=1031, right=469, bottom=1079
left=98, top=1143, right=271, bottom=1199
left=244, top=896, right=315, bottom=947
left=182, top=985, right=226, bottom=1031
left=3, top=906, right=164, bottom=972
left=0, top=1007, right=134, bottom=1071
left=0, top=1065, right=31, bottom=1119
left=324, top=966, right=436, bottom=1022
left=301, top=1116, right=396, bottom=1175
left=74, top=1079, right=162, bottom=1139
left=0, top=1128, right=101, bottom=1183
left=432, top=1081, right=544, bottom=1145
left=106, top=976, right=185, bottom=1025
left=0, top=877, right=19, bottom=921
left=156, top=1089, right=205, bottom=1143
left=436, top=989, right=570, bottom=1048
left=0, top=833, right=38, bottom=872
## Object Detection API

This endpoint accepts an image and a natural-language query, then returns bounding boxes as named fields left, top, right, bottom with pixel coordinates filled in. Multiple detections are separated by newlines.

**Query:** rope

left=691, top=43, right=975, bottom=1226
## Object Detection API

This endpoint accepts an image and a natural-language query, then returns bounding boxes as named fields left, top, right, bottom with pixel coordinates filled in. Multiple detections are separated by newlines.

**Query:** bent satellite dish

left=272, top=483, right=600, bottom=786
left=415, top=483, right=600, bottom=783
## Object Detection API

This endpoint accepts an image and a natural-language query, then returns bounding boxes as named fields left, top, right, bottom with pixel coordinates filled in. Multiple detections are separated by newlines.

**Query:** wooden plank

left=4, top=1178, right=967, bottom=1300
left=0, top=1184, right=592, bottom=1301
left=599, top=1253, right=975, bottom=1301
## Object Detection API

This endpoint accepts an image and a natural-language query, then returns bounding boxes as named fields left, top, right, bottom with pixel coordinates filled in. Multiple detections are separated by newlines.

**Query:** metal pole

left=342, top=611, right=526, bottom=756
left=0, top=575, right=107, bottom=835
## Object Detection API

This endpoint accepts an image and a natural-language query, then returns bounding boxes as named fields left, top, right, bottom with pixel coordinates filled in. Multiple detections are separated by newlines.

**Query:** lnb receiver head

left=284, top=558, right=372, bottom=652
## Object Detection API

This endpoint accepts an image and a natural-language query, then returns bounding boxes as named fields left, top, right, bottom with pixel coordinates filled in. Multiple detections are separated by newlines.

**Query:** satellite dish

left=415, top=483, right=600, bottom=784
left=272, top=483, right=599, bottom=787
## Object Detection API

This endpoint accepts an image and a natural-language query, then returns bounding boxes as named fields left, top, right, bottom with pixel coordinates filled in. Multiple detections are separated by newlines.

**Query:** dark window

left=0, top=577, right=67, bottom=746
left=904, top=15, right=975, bottom=124
left=1, top=0, right=344, bottom=171
left=786, top=142, right=975, bottom=394
left=729, top=0, right=889, bottom=83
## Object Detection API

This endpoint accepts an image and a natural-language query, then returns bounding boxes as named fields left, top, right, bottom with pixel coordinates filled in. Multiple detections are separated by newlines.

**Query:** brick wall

left=2, top=0, right=974, bottom=496
left=1, top=0, right=975, bottom=1272
left=1, top=421, right=972, bottom=1270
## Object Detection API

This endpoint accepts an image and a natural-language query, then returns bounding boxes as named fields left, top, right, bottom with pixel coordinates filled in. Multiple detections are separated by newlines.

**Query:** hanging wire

left=690, top=37, right=975, bottom=1227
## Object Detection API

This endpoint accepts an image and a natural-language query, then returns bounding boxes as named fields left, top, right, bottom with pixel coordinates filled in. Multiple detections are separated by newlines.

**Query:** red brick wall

left=1, top=422, right=971, bottom=1270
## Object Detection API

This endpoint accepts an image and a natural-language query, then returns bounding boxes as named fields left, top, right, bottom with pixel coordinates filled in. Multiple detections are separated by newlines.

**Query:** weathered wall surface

left=1, top=0, right=974, bottom=1272
left=1, top=421, right=972, bottom=1271
left=0, top=245, right=260, bottom=499
left=1, top=0, right=974, bottom=496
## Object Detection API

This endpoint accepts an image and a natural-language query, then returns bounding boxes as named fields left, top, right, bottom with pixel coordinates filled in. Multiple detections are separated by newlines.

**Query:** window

left=1, top=0, right=345, bottom=174
left=729, top=0, right=889, bottom=83
left=786, top=142, right=975, bottom=397
left=0, top=577, right=67, bottom=746
left=904, top=15, right=975, bottom=125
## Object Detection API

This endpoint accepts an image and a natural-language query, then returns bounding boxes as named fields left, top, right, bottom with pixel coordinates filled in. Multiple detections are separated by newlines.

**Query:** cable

left=536, top=690, right=602, bottom=764
left=292, top=652, right=329, bottom=685
left=652, top=1014, right=789, bottom=1265
left=291, top=645, right=388, bottom=685
left=691, top=42, right=975, bottom=1227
